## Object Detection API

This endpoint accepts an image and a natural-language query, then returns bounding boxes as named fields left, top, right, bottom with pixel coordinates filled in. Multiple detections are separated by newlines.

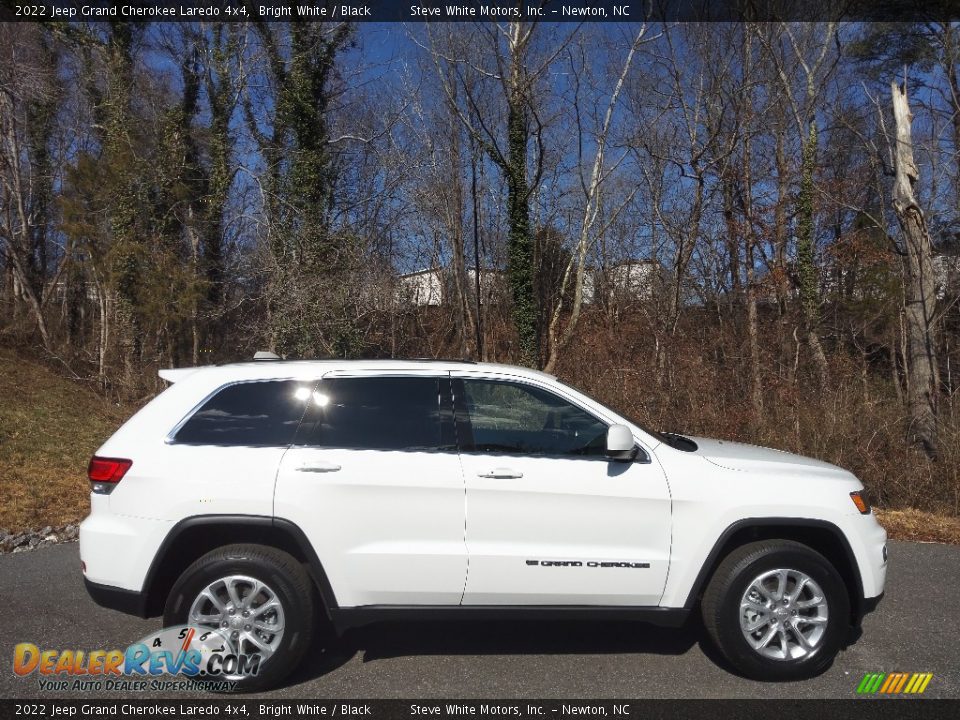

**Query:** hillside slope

left=0, top=350, right=129, bottom=533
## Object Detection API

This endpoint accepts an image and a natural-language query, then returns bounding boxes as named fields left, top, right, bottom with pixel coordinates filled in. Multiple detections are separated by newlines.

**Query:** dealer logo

left=13, top=625, right=261, bottom=691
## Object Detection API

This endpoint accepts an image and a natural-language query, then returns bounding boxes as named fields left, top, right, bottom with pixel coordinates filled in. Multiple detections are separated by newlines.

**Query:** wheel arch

left=140, top=515, right=338, bottom=618
left=683, top=518, right=864, bottom=625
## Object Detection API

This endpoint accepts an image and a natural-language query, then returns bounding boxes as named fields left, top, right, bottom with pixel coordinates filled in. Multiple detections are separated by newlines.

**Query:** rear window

left=172, top=380, right=314, bottom=446
left=295, top=376, right=452, bottom=451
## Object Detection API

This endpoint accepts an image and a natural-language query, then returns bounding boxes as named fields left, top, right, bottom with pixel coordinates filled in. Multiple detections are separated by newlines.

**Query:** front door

left=454, top=374, right=672, bottom=606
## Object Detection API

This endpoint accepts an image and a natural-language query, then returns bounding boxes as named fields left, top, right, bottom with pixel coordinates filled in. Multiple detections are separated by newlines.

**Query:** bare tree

left=636, top=23, right=729, bottom=333
left=425, top=22, right=573, bottom=367
left=756, top=22, right=840, bottom=387
left=891, top=79, right=940, bottom=457
left=542, top=25, right=648, bottom=374
left=0, top=26, right=56, bottom=350
left=404, top=61, right=477, bottom=358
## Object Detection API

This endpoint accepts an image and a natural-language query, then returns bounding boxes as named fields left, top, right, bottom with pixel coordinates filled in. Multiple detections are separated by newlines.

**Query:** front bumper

left=843, top=511, right=888, bottom=601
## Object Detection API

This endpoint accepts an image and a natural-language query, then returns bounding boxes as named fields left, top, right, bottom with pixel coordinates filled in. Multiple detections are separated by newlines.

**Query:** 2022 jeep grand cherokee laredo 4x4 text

left=80, top=359, right=887, bottom=690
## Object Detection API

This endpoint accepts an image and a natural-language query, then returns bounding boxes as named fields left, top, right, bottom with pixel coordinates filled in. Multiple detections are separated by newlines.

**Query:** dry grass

left=0, top=349, right=129, bottom=533
left=874, top=508, right=960, bottom=545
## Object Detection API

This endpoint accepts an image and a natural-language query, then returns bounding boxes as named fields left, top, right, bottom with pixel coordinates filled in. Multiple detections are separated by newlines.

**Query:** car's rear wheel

left=701, top=540, right=849, bottom=680
left=163, top=544, right=315, bottom=692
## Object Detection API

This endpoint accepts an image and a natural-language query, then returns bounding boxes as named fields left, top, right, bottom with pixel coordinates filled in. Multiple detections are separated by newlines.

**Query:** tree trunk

left=796, top=118, right=829, bottom=387
left=4, top=241, right=52, bottom=350
left=186, top=207, right=200, bottom=366
left=737, top=26, right=763, bottom=418
left=506, top=74, right=537, bottom=367
left=470, top=138, right=485, bottom=360
left=774, top=128, right=792, bottom=378
left=890, top=323, right=904, bottom=405
left=742, top=141, right=763, bottom=418
left=98, top=288, right=109, bottom=389
left=445, top=95, right=474, bottom=359
left=670, top=176, right=702, bottom=334
left=891, top=80, right=940, bottom=458
left=720, top=172, right=742, bottom=303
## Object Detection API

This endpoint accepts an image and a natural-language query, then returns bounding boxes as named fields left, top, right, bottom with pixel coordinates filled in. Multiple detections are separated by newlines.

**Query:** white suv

left=80, top=358, right=887, bottom=690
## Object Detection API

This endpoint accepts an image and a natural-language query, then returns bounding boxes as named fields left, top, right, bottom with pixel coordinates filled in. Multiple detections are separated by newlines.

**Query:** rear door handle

left=477, top=468, right=523, bottom=479
left=296, top=462, right=342, bottom=473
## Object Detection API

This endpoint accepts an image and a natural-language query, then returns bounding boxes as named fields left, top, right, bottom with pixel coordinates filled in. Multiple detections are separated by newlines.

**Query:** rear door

left=274, top=371, right=467, bottom=607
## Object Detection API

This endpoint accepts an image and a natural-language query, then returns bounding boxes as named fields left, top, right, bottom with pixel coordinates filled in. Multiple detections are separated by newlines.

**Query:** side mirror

left=606, top=424, right=638, bottom=461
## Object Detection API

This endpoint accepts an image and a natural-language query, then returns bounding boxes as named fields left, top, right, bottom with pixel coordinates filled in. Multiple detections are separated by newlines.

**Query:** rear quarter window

left=172, top=380, right=314, bottom=446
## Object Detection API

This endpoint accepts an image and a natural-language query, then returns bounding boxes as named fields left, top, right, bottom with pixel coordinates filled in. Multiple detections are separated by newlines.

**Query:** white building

left=396, top=267, right=444, bottom=307
left=394, top=261, right=663, bottom=309
left=396, top=267, right=506, bottom=307
left=50, top=278, right=100, bottom=303
left=465, top=268, right=507, bottom=306
left=603, top=260, right=667, bottom=303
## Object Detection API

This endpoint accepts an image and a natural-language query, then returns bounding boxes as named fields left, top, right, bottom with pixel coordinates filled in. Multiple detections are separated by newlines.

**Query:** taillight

left=88, top=456, right=132, bottom=495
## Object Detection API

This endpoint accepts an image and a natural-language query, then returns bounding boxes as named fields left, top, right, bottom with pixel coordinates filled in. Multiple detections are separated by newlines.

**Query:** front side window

left=172, top=380, right=314, bottom=446
left=295, top=376, right=452, bottom=451
left=458, top=379, right=608, bottom=456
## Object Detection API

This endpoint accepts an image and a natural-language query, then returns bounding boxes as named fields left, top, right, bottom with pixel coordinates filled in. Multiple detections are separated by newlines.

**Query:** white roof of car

left=159, top=359, right=556, bottom=384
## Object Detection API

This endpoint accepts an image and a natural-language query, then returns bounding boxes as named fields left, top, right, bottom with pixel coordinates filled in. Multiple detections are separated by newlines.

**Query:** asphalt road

left=0, top=540, right=957, bottom=699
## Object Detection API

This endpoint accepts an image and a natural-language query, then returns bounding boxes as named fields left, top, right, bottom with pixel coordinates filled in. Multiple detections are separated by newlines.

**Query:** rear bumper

left=83, top=578, right=150, bottom=618
left=79, top=496, right=173, bottom=591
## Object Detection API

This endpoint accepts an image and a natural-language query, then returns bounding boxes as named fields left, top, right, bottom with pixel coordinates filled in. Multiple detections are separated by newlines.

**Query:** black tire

left=701, top=540, right=850, bottom=681
left=163, top=544, right=315, bottom=693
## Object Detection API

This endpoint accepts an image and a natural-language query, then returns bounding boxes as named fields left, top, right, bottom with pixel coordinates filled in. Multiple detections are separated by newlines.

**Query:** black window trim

left=166, top=372, right=651, bottom=461
left=165, top=377, right=319, bottom=448
left=450, top=376, right=650, bottom=463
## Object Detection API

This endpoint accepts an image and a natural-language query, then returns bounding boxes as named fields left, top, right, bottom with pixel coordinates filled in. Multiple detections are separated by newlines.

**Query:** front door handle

left=296, top=462, right=342, bottom=473
left=477, top=468, right=523, bottom=479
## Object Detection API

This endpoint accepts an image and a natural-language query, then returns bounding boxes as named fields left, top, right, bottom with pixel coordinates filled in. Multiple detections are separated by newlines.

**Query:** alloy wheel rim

left=739, top=568, right=829, bottom=661
left=188, top=574, right=285, bottom=663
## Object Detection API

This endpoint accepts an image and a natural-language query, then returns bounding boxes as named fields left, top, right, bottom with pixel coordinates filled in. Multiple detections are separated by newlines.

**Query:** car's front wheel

left=701, top=540, right=850, bottom=680
left=163, top=544, right=315, bottom=692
